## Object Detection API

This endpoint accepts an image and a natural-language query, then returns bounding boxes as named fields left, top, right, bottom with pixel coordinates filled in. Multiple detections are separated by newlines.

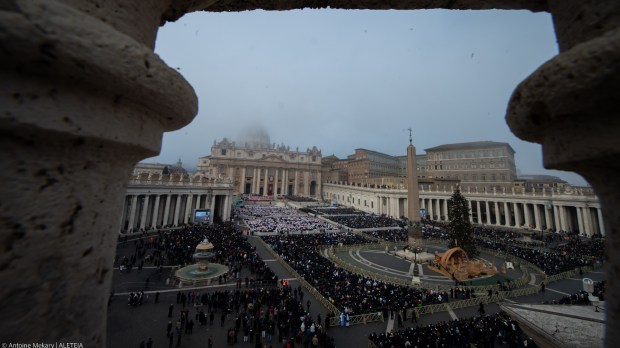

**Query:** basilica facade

left=197, top=136, right=323, bottom=198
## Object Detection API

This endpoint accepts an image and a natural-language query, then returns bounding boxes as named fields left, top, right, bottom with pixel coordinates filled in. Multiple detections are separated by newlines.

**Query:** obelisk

left=406, top=129, right=423, bottom=247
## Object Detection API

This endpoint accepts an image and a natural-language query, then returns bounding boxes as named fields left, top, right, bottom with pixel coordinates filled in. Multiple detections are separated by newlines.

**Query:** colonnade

left=119, top=192, right=231, bottom=232
left=323, top=183, right=605, bottom=237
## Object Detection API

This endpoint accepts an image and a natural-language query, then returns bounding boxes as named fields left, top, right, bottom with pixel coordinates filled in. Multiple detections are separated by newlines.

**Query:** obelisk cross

left=408, top=128, right=413, bottom=145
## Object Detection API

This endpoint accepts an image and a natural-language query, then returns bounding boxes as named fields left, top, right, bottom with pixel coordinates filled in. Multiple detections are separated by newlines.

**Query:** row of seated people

left=245, top=215, right=338, bottom=234
left=284, top=195, right=318, bottom=202
left=327, top=214, right=407, bottom=229
left=368, top=312, right=536, bottom=348
left=263, top=233, right=450, bottom=315
left=303, top=207, right=364, bottom=215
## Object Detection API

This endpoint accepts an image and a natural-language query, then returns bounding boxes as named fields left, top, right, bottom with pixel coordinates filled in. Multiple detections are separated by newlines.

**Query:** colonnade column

left=151, top=195, right=161, bottom=228
left=503, top=202, right=510, bottom=227
left=553, top=205, right=561, bottom=231
left=468, top=200, right=473, bottom=223
left=597, top=209, right=606, bottom=236
left=576, top=206, right=585, bottom=235
left=523, top=203, right=531, bottom=227
left=558, top=205, right=567, bottom=231
left=428, top=198, right=434, bottom=220
left=514, top=203, right=522, bottom=227
left=476, top=201, right=482, bottom=224
left=183, top=194, right=193, bottom=224
left=443, top=199, right=448, bottom=221
left=263, top=168, right=269, bottom=196
left=162, top=195, right=172, bottom=226
left=435, top=199, right=440, bottom=221
left=534, top=204, right=542, bottom=230
left=127, top=195, right=139, bottom=232
left=544, top=205, right=552, bottom=231
left=195, top=194, right=201, bottom=210
left=139, top=195, right=150, bottom=230
left=281, top=169, right=287, bottom=195
left=494, top=201, right=501, bottom=226
left=252, top=168, right=258, bottom=194
left=173, top=195, right=182, bottom=226
left=210, top=195, right=216, bottom=223
left=484, top=201, right=491, bottom=224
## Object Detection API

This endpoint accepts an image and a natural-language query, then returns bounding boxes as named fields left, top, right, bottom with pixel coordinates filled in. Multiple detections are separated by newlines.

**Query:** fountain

left=174, top=238, right=230, bottom=285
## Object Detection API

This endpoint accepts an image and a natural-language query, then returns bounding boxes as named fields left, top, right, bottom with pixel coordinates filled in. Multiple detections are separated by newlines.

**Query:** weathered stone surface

left=501, top=303, right=605, bottom=348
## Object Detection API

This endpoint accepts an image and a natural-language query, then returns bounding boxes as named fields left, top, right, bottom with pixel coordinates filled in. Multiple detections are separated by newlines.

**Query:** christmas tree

left=447, top=187, right=478, bottom=257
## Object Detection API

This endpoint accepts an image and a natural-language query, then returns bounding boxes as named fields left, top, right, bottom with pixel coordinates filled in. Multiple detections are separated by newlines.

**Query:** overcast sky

left=147, top=8, right=588, bottom=186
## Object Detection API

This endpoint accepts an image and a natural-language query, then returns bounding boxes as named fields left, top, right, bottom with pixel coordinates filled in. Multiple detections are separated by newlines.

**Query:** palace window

left=221, top=149, right=227, bottom=155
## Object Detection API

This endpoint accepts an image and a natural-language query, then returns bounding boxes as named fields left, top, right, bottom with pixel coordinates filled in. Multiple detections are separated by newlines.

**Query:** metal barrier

left=254, top=237, right=341, bottom=318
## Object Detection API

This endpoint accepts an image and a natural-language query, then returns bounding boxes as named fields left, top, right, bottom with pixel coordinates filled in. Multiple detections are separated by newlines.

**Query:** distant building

left=133, top=159, right=188, bottom=176
left=197, top=130, right=322, bottom=197
left=424, top=141, right=517, bottom=191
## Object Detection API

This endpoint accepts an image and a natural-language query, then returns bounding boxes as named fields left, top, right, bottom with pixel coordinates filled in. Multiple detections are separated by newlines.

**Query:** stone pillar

left=210, top=194, right=216, bottom=224
left=443, top=199, right=448, bottom=221
left=544, top=204, right=552, bottom=231
left=503, top=201, right=510, bottom=226
left=0, top=0, right=198, bottom=344
left=428, top=198, right=434, bottom=220
left=183, top=194, right=193, bottom=224
left=173, top=195, right=182, bottom=226
left=582, top=207, right=592, bottom=237
left=494, top=201, right=501, bottom=226
left=476, top=201, right=482, bottom=224
left=240, top=167, right=246, bottom=194
left=576, top=206, right=585, bottom=235
left=484, top=201, right=491, bottom=225
left=515, top=203, right=522, bottom=227
left=523, top=203, right=531, bottom=227
left=162, top=194, right=172, bottom=226
left=139, top=195, right=150, bottom=230
left=294, top=170, right=299, bottom=195
left=506, top=2, right=620, bottom=343
left=281, top=169, right=287, bottom=195
left=304, top=171, right=310, bottom=195
left=435, top=199, right=441, bottom=221
left=252, top=168, right=257, bottom=194
left=597, top=208, right=606, bottom=236
left=468, top=200, right=473, bottom=223
left=127, top=195, right=139, bottom=232
left=195, top=194, right=201, bottom=210
left=534, top=204, right=542, bottom=231
left=151, top=194, right=161, bottom=228
left=553, top=205, right=560, bottom=231
left=559, top=205, right=567, bottom=231
left=263, top=168, right=269, bottom=196
left=273, top=168, right=279, bottom=198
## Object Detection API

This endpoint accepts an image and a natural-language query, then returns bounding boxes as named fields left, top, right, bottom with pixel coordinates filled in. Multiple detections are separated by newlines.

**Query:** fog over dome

left=236, top=125, right=271, bottom=148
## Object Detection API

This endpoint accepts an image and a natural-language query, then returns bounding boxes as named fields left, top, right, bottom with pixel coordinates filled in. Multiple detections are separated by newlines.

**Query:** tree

left=447, top=187, right=478, bottom=257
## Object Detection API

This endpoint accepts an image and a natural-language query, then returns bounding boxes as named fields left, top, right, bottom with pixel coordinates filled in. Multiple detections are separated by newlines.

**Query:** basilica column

left=293, top=170, right=298, bottom=195
left=240, top=167, right=246, bottom=194
left=139, top=195, right=150, bottom=230
left=281, top=169, right=287, bottom=195
left=210, top=194, right=216, bottom=223
left=151, top=194, right=161, bottom=228
left=195, top=194, right=201, bottom=210
left=273, top=168, right=279, bottom=198
left=127, top=195, right=138, bottom=232
left=263, top=168, right=269, bottom=196
left=304, top=171, right=310, bottom=196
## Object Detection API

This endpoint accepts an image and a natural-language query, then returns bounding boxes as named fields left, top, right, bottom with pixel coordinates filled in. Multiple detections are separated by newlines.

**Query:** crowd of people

left=284, top=195, right=318, bottom=202
left=262, top=233, right=450, bottom=316
left=304, top=207, right=364, bottom=215
left=238, top=205, right=339, bottom=234
left=368, top=312, right=536, bottom=348
left=326, top=214, right=407, bottom=229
